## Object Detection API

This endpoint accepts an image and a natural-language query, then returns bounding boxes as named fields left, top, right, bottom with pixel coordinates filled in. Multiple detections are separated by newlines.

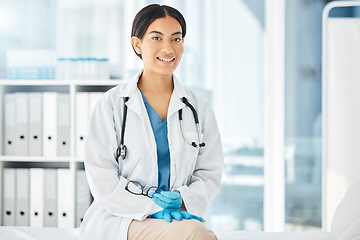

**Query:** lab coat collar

left=119, top=70, right=189, bottom=97
left=118, top=70, right=142, bottom=99
left=167, top=74, right=189, bottom=118
left=120, top=70, right=189, bottom=118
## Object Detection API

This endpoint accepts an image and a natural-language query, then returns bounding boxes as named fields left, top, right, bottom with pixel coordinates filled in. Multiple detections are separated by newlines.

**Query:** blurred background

left=1, top=0, right=359, bottom=232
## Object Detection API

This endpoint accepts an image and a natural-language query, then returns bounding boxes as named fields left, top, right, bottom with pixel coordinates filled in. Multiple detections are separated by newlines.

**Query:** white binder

left=29, top=92, right=43, bottom=156
left=3, top=168, right=16, bottom=226
left=57, top=93, right=70, bottom=156
left=43, top=92, right=58, bottom=157
left=4, top=94, right=16, bottom=155
left=30, top=168, right=44, bottom=227
left=76, top=92, right=89, bottom=158
left=76, top=170, right=92, bottom=227
left=15, top=92, right=29, bottom=155
left=44, top=169, right=57, bottom=227
left=57, top=168, right=74, bottom=227
left=16, top=168, right=29, bottom=226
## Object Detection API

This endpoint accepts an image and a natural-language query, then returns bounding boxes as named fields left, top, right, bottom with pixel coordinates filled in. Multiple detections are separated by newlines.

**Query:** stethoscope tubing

left=116, top=96, right=205, bottom=162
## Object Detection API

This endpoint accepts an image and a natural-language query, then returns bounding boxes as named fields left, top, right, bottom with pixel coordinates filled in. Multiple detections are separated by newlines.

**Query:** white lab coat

left=80, top=71, right=224, bottom=240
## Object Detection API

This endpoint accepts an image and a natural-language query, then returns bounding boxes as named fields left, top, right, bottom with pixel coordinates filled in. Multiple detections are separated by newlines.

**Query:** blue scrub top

left=139, top=89, right=170, bottom=191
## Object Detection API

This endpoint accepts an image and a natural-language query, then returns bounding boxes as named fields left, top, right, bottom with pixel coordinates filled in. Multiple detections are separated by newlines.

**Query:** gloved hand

left=179, top=211, right=203, bottom=222
left=150, top=209, right=203, bottom=223
left=152, top=191, right=182, bottom=209
left=150, top=209, right=182, bottom=223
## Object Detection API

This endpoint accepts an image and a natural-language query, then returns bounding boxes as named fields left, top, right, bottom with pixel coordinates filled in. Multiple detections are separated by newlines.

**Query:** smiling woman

left=79, top=4, right=223, bottom=240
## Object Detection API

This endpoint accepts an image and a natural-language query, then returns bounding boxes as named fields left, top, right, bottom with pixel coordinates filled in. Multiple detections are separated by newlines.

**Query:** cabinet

left=0, top=79, right=124, bottom=227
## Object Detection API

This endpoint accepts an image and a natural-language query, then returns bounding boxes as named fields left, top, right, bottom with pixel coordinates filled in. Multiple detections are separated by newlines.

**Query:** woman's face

left=132, top=16, right=184, bottom=76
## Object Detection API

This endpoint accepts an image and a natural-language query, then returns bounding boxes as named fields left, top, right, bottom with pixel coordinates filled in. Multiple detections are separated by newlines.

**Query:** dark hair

left=131, top=4, right=186, bottom=59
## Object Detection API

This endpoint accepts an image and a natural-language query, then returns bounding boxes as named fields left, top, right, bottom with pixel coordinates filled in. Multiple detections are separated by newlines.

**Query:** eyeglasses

left=125, top=181, right=162, bottom=198
left=123, top=158, right=176, bottom=198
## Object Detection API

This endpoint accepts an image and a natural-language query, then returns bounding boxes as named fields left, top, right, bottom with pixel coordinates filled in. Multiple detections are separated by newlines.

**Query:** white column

left=264, top=0, right=285, bottom=232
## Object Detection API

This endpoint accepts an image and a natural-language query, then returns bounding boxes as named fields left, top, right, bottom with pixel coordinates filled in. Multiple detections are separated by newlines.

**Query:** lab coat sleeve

left=177, top=100, right=224, bottom=217
left=84, top=94, right=162, bottom=220
left=331, top=181, right=360, bottom=239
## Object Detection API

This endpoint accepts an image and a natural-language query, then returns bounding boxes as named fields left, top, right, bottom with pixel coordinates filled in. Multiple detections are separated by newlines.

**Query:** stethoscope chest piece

left=120, top=144, right=127, bottom=160
left=115, top=144, right=127, bottom=162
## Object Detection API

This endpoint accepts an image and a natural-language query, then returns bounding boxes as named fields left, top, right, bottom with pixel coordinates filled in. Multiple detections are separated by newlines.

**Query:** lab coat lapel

left=121, top=71, right=157, bottom=162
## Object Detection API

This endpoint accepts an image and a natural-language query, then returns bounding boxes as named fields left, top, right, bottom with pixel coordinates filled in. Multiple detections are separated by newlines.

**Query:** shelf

left=71, top=80, right=126, bottom=85
left=0, top=79, right=126, bottom=86
left=0, top=156, right=72, bottom=162
left=0, top=79, right=103, bottom=227
left=74, top=157, right=85, bottom=162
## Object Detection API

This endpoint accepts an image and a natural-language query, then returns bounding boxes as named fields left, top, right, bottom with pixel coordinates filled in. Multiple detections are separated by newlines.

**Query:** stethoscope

left=116, top=96, right=205, bottom=162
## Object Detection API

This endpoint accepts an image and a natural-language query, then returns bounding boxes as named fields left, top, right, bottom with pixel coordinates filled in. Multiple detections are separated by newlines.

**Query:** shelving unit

left=0, top=79, right=125, bottom=227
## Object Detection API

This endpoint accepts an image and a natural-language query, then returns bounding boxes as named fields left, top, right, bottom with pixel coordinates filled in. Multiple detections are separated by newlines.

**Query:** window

left=0, top=0, right=56, bottom=78
left=284, top=0, right=327, bottom=231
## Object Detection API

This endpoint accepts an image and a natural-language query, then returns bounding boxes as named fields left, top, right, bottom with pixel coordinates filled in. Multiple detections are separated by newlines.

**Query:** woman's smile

left=157, top=57, right=176, bottom=64
left=157, top=57, right=175, bottom=62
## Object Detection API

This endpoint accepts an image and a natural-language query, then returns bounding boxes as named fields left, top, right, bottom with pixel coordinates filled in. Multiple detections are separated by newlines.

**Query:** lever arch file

left=43, top=92, right=58, bottom=157
left=76, top=170, right=92, bottom=227
left=76, top=92, right=89, bottom=158
left=57, top=93, right=70, bottom=156
left=30, top=168, right=44, bottom=227
left=29, top=92, right=43, bottom=156
left=57, top=168, right=74, bottom=227
left=16, top=168, right=30, bottom=226
left=15, top=92, right=29, bottom=155
left=44, top=169, right=57, bottom=227
left=3, top=168, right=16, bottom=226
left=4, top=94, right=16, bottom=155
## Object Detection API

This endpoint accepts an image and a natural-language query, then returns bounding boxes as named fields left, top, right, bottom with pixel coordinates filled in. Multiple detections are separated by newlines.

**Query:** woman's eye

left=173, top=38, right=182, bottom=42
left=152, top=37, right=161, bottom=41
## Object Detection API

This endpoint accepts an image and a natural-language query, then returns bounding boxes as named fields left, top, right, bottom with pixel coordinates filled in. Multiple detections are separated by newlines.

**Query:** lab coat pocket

left=118, top=156, right=141, bottom=180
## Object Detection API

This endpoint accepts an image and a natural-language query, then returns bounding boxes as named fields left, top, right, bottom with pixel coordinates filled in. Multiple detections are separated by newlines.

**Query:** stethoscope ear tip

left=191, top=142, right=206, bottom=148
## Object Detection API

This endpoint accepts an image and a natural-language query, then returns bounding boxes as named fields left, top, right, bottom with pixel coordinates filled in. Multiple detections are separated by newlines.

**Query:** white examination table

left=217, top=231, right=332, bottom=240
left=0, top=226, right=79, bottom=240
left=0, top=226, right=333, bottom=240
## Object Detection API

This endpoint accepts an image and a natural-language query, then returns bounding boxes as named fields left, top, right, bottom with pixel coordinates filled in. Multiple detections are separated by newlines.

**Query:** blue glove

left=152, top=191, right=182, bottom=209
left=150, top=209, right=203, bottom=223
left=150, top=209, right=182, bottom=223
left=179, top=211, right=203, bottom=222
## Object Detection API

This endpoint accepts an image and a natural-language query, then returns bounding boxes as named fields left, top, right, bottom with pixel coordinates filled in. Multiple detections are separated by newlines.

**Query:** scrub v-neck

left=139, top=89, right=170, bottom=191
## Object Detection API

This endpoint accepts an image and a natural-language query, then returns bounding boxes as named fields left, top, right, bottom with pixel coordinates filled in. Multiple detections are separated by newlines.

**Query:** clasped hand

left=151, top=191, right=203, bottom=223
left=152, top=191, right=182, bottom=209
